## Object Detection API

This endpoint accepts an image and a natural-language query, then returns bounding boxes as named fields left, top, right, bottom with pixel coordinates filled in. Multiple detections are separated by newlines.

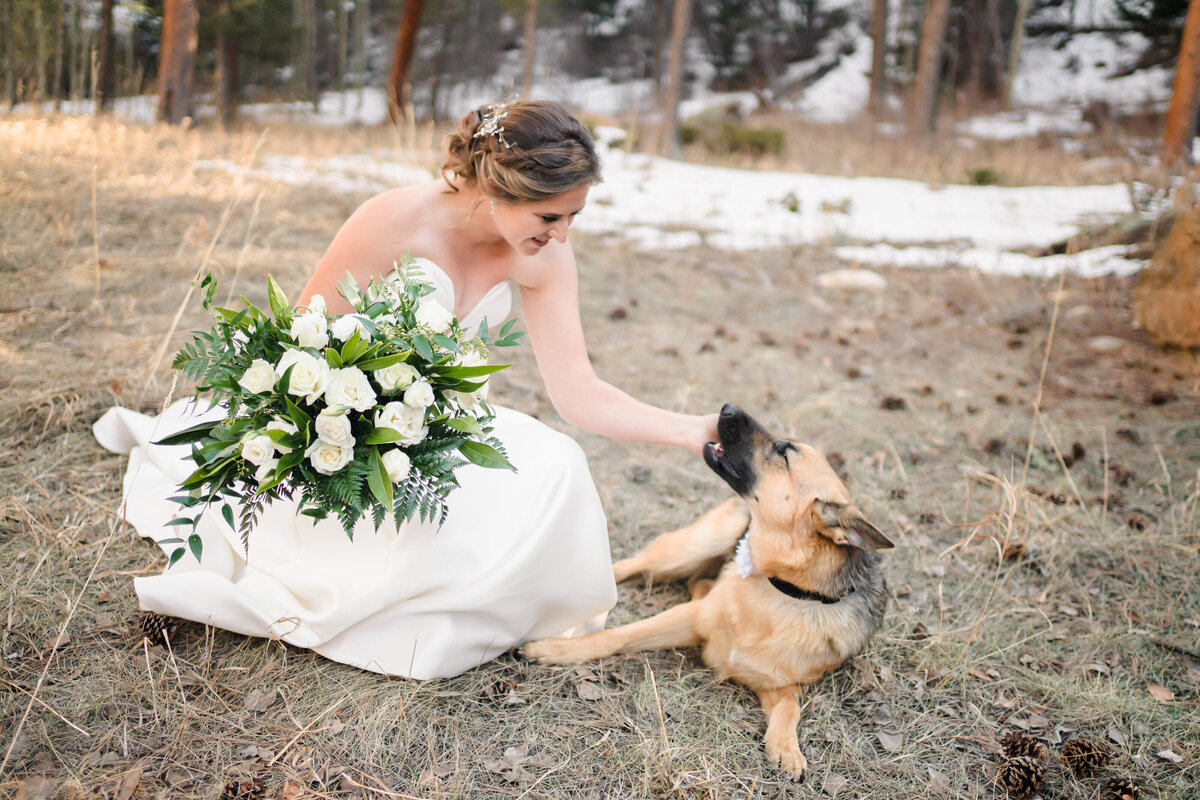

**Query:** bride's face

left=493, top=184, right=590, bottom=255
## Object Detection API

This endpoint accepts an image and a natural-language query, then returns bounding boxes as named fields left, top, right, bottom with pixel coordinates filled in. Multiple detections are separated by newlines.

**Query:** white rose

left=314, top=408, right=355, bottom=448
left=305, top=440, right=354, bottom=475
left=403, top=381, right=435, bottom=409
left=326, top=367, right=377, bottom=412
left=305, top=294, right=327, bottom=315
left=376, top=314, right=397, bottom=325
left=415, top=298, right=454, bottom=332
left=275, top=349, right=330, bottom=404
left=241, top=434, right=276, bottom=467
left=381, top=449, right=411, bottom=483
left=452, top=383, right=489, bottom=412
left=237, top=359, right=276, bottom=394
left=374, top=361, right=420, bottom=394
left=254, top=458, right=279, bottom=483
left=330, top=314, right=370, bottom=342
left=374, top=401, right=428, bottom=444
left=290, top=312, right=329, bottom=349
left=265, top=418, right=298, bottom=453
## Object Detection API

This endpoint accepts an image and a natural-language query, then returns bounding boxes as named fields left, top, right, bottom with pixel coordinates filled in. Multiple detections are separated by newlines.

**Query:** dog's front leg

left=613, top=497, right=750, bottom=583
left=756, top=685, right=807, bottom=781
left=523, top=602, right=701, bottom=664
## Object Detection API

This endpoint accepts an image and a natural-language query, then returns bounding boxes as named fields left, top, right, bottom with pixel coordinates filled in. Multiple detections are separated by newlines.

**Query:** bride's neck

left=441, top=180, right=504, bottom=248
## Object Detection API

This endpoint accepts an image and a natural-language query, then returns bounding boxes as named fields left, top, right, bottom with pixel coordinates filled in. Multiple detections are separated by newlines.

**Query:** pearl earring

left=490, top=200, right=496, bottom=215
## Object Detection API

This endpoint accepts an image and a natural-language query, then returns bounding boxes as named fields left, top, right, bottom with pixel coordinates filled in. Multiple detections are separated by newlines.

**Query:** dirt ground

left=1, top=116, right=1198, bottom=800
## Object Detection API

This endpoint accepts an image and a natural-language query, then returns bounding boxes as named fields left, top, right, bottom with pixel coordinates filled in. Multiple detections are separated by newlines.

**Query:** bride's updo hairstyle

left=442, top=99, right=601, bottom=203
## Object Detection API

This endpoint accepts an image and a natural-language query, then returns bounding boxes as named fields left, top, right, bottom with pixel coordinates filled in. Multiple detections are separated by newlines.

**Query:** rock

left=1088, top=335, right=1129, bottom=353
left=1134, top=207, right=1200, bottom=347
left=817, top=269, right=887, bottom=292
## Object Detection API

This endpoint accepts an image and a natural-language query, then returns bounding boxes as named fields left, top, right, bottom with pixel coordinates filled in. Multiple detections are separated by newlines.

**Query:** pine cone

left=1103, top=776, right=1140, bottom=800
left=997, top=755, right=1045, bottom=798
left=136, top=612, right=178, bottom=644
left=220, top=775, right=267, bottom=800
left=1060, top=736, right=1111, bottom=776
left=1000, top=731, right=1048, bottom=760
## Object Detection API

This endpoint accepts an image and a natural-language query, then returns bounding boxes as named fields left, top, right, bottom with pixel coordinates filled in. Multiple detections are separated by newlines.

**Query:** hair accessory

left=490, top=199, right=496, bottom=215
left=473, top=103, right=514, bottom=149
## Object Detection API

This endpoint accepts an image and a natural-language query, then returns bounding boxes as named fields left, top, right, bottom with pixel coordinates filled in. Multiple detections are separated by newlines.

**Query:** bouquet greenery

left=156, top=254, right=523, bottom=566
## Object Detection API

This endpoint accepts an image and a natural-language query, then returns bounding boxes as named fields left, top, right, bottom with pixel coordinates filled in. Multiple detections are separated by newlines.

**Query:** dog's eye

left=774, top=442, right=795, bottom=459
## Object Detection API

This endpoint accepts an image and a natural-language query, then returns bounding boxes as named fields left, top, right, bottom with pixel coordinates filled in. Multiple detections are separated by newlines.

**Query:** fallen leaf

left=574, top=679, right=605, bottom=701
left=113, top=767, right=142, bottom=800
left=14, top=777, right=55, bottom=800
left=968, top=669, right=994, bottom=683
left=1106, top=724, right=1129, bottom=748
left=1147, top=683, right=1174, bottom=702
left=823, top=773, right=848, bottom=796
left=279, top=778, right=304, bottom=799
left=162, top=767, right=190, bottom=787
left=1026, top=713, right=1051, bottom=730
left=926, top=767, right=950, bottom=793
left=877, top=730, right=903, bottom=752
left=243, top=688, right=276, bottom=712
left=40, top=632, right=70, bottom=651
left=1084, top=662, right=1110, bottom=676
left=97, top=590, right=113, bottom=603
left=1158, top=749, right=1184, bottom=764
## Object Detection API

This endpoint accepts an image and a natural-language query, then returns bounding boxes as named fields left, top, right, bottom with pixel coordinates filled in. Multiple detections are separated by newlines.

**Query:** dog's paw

left=766, top=743, right=808, bottom=782
left=520, top=638, right=579, bottom=665
left=611, top=558, right=640, bottom=583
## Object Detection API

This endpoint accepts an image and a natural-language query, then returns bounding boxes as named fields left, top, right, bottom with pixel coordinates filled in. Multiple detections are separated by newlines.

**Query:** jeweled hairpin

left=473, top=103, right=514, bottom=149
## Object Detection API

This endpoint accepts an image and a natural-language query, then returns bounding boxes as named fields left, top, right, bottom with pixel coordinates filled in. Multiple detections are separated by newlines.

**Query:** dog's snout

left=719, top=403, right=745, bottom=421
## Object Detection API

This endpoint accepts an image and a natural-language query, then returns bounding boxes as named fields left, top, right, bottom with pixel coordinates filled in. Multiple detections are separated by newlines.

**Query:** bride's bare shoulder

left=349, top=183, right=440, bottom=228
left=509, top=243, right=578, bottom=292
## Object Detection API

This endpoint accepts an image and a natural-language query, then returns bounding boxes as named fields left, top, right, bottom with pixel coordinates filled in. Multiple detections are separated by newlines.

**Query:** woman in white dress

left=94, top=99, right=718, bottom=679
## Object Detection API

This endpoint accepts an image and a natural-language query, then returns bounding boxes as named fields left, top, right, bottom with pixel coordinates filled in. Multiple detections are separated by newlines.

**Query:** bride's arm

left=299, top=194, right=402, bottom=314
left=518, top=249, right=718, bottom=455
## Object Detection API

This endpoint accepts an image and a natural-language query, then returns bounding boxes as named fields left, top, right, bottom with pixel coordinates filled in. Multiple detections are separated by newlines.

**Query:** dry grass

left=1, top=114, right=1198, bottom=800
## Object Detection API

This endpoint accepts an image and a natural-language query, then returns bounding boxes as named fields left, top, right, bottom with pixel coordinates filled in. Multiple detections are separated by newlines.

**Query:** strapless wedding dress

left=93, top=258, right=616, bottom=679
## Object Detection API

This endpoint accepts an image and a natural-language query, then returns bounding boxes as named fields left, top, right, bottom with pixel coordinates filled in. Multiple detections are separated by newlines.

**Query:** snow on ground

left=202, top=137, right=1141, bottom=278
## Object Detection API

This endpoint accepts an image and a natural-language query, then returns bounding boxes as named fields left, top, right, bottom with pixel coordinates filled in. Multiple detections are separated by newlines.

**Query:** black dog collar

left=767, top=576, right=851, bottom=605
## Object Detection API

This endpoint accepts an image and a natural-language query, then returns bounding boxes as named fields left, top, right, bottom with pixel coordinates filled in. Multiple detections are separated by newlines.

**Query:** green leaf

left=324, top=347, right=344, bottom=368
left=411, top=333, right=434, bottom=362
left=153, top=421, right=220, bottom=446
left=168, top=547, right=185, bottom=568
left=477, top=317, right=489, bottom=342
left=431, top=333, right=459, bottom=353
left=188, top=533, right=203, bottom=562
left=357, top=351, right=411, bottom=371
left=339, top=327, right=364, bottom=364
left=459, top=441, right=516, bottom=471
left=367, top=447, right=393, bottom=515
left=446, top=417, right=484, bottom=436
left=285, top=396, right=312, bottom=432
left=157, top=537, right=185, bottom=545
left=267, top=275, right=292, bottom=324
left=366, top=427, right=407, bottom=445
left=432, top=363, right=508, bottom=379
left=221, top=504, right=235, bottom=530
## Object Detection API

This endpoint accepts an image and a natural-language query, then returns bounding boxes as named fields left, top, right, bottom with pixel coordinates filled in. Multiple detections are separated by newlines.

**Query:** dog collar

left=735, top=533, right=849, bottom=604
left=767, top=577, right=849, bottom=605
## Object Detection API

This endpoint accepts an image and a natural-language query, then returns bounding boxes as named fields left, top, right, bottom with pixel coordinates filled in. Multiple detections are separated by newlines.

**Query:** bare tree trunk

left=1163, top=0, right=1200, bottom=169
left=2, top=1, right=14, bottom=107
left=908, top=0, right=951, bottom=135
left=306, top=0, right=317, bottom=109
left=157, top=0, right=199, bottom=124
left=1003, top=0, right=1031, bottom=106
left=354, top=0, right=369, bottom=111
left=522, top=0, right=537, bottom=95
left=216, top=27, right=239, bottom=125
left=96, top=0, right=115, bottom=112
left=35, top=2, right=46, bottom=99
left=658, top=0, right=692, bottom=157
left=869, top=0, right=888, bottom=118
left=52, top=0, right=64, bottom=106
left=652, top=0, right=667, bottom=96
left=387, top=0, right=425, bottom=122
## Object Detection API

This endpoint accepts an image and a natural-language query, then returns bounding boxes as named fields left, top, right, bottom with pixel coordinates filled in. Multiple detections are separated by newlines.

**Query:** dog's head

left=704, top=404, right=893, bottom=558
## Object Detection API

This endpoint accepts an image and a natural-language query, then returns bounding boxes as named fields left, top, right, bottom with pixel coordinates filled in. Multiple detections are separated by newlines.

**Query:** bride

left=94, top=98, right=719, bottom=680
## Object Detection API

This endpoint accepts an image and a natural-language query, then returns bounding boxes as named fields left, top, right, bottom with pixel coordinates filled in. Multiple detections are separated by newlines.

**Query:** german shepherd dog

left=524, top=404, right=893, bottom=780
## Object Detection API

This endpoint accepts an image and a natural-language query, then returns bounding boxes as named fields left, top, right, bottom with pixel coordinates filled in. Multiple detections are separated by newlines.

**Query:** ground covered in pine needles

left=1, top=115, right=1197, bottom=800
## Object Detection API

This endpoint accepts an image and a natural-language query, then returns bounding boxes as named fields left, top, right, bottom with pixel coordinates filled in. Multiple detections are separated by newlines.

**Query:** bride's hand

left=685, top=412, right=720, bottom=458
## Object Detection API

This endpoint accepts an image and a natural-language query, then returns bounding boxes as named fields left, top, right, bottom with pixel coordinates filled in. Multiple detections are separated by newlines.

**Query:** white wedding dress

left=93, top=258, right=616, bottom=679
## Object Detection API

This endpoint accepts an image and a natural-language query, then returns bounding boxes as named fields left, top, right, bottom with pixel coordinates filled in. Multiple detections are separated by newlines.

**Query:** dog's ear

left=813, top=500, right=894, bottom=550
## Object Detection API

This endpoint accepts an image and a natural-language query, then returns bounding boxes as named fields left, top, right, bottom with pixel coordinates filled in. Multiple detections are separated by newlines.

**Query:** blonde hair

left=442, top=99, right=601, bottom=203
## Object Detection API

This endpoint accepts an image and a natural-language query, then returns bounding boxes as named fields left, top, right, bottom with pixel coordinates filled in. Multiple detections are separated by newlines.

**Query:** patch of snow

left=833, top=243, right=1142, bottom=278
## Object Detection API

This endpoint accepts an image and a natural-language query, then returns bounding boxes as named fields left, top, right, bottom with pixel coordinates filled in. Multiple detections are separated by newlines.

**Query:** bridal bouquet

left=156, top=254, right=523, bottom=566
